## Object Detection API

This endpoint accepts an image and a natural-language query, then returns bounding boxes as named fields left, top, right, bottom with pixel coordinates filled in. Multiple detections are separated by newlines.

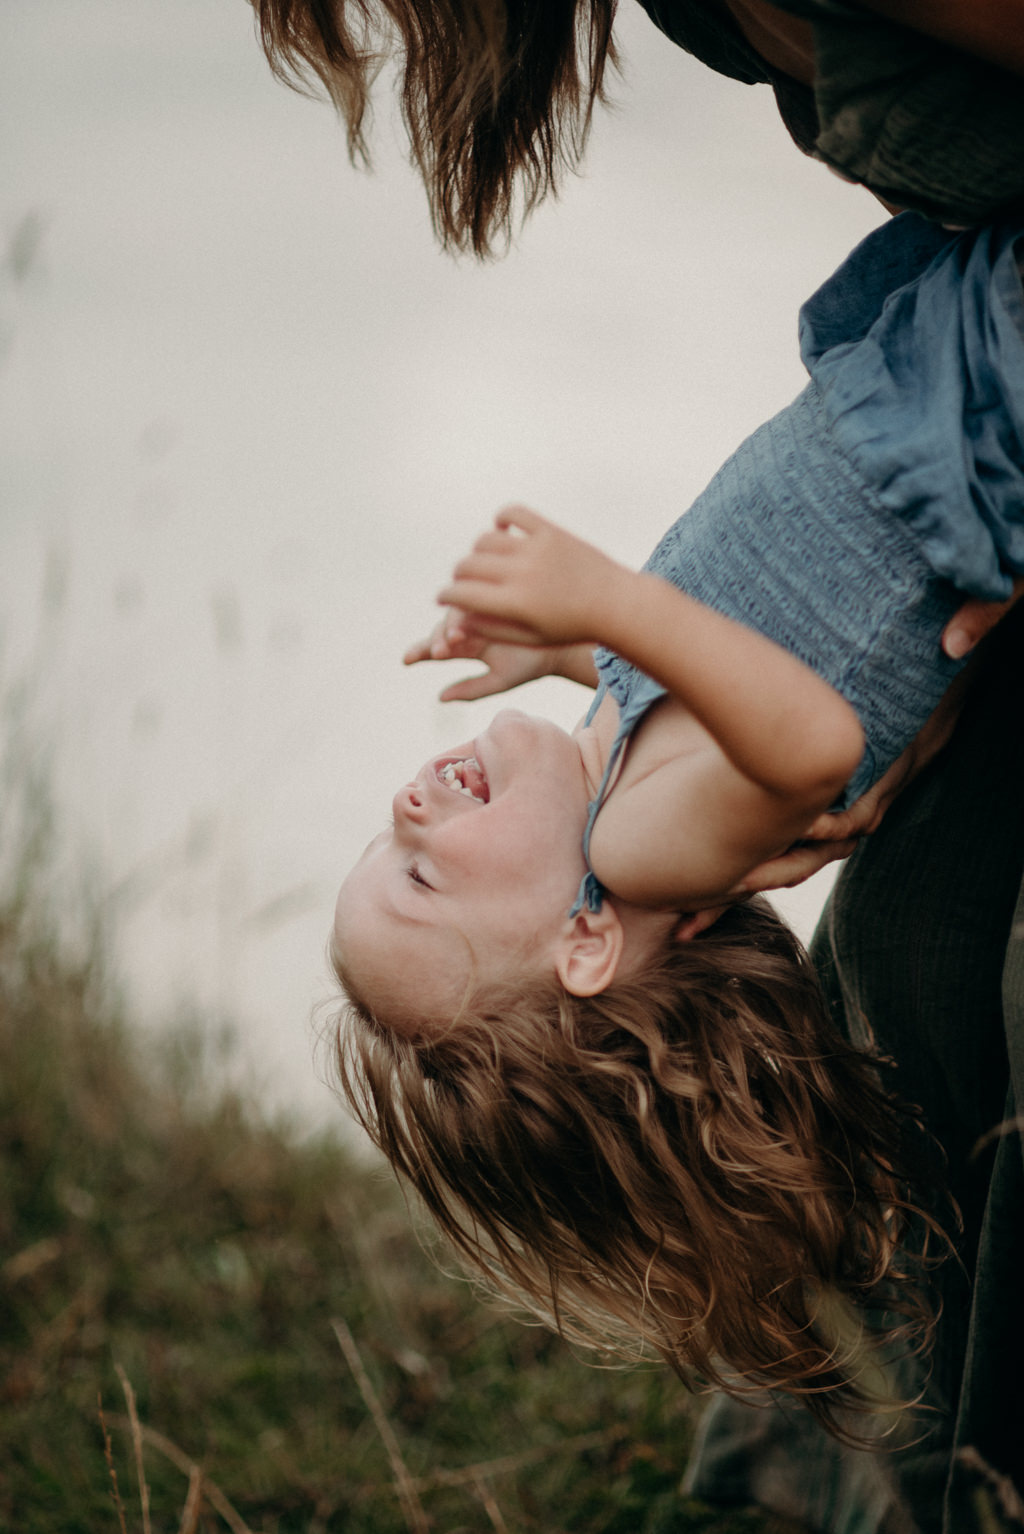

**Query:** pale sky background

left=1, top=0, right=884, bottom=1124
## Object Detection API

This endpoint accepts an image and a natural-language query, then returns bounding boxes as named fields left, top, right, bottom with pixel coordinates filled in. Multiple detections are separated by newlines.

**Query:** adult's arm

left=745, top=0, right=1024, bottom=81
left=850, top=0, right=1024, bottom=78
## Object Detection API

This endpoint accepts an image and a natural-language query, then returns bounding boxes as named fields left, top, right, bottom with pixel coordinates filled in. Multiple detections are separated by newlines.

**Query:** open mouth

left=436, top=756, right=489, bottom=803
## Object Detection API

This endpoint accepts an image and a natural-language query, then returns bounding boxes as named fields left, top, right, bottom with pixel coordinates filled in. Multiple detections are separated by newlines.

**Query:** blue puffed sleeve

left=800, top=215, right=1024, bottom=601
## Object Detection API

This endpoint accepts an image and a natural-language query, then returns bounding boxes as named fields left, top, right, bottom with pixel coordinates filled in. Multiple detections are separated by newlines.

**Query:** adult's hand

left=733, top=656, right=975, bottom=895
left=942, top=579, right=1024, bottom=659
left=729, top=786, right=885, bottom=897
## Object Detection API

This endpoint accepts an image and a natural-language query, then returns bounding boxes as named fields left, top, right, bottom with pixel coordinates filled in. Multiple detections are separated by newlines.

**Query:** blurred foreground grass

left=0, top=848, right=788, bottom=1533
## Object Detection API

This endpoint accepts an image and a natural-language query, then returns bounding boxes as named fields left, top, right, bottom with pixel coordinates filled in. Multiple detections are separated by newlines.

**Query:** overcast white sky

left=1, top=0, right=884, bottom=1122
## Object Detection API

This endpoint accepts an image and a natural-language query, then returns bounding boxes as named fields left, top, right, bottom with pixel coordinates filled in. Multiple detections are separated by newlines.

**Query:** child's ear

left=675, top=906, right=728, bottom=943
left=554, top=904, right=625, bottom=997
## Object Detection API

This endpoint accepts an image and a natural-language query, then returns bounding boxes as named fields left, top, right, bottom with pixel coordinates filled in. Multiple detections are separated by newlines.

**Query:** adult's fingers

left=735, top=837, right=858, bottom=894
left=943, top=579, right=1024, bottom=659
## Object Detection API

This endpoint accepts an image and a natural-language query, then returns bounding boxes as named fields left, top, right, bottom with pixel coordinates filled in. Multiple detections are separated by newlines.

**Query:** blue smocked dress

left=572, top=213, right=1024, bottom=916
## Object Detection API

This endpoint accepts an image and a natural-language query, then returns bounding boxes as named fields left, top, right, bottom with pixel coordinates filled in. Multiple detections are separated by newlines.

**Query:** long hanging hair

left=249, top=0, right=619, bottom=253
left=332, top=898, right=947, bottom=1441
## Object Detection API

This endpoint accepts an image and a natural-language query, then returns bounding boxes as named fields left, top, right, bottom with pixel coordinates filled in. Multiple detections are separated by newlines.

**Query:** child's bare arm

left=440, top=507, right=864, bottom=810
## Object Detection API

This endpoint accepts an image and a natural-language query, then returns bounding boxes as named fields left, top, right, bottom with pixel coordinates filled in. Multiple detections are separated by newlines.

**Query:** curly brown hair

left=331, top=897, right=943, bottom=1440
left=248, top=0, right=617, bottom=253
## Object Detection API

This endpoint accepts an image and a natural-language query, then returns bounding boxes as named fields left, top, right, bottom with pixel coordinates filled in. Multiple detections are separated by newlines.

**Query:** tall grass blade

left=97, top=1395, right=129, bottom=1534
left=115, top=1364, right=152, bottom=1534
left=332, top=1317, right=430, bottom=1534
left=176, top=1466, right=203, bottom=1534
left=107, top=1416, right=256, bottom=1534
left=470, top=1475, right=509, bottom=1533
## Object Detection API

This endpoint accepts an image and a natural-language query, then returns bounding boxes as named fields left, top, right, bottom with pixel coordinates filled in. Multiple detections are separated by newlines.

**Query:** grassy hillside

left=0, top=853, right=793, bottom=1533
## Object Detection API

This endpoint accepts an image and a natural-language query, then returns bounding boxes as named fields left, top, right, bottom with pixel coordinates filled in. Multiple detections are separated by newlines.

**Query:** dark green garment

left=772, top=0, right=1024, bottom=227
left=636, top=0, right=1024, bottom=226
left=635, top=0, right=821, bottom=153
left=684, top=604, right=1024, bottom=1531
left=814, top=596, right=1024, bottom=1531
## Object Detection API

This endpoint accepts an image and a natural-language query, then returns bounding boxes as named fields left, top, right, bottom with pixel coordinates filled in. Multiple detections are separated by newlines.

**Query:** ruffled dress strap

left=569, top=680, right=663, bottom=917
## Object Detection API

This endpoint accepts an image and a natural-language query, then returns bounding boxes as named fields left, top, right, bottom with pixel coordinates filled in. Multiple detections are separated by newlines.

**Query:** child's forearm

left=600, top=568, right=865, bottom=805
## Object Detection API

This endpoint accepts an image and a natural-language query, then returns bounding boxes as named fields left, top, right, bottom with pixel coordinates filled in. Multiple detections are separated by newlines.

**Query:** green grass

left=0, top=851, right=793, bottom=1533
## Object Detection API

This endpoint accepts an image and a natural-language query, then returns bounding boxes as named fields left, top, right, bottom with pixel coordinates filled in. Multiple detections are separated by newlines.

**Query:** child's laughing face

left=332, top=710, right=592, bottom=1028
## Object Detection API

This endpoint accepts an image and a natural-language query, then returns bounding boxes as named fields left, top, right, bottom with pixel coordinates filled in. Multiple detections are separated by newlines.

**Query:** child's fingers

left=472, top=529, right=519, bottom=557
left=403, top=611, right=470, bottom=665
left=437, top=582, right=512, bottom=619
left=432, top=618, right=471, bottom=657
left=450, top=552, right=515, bottom=584
left=403, top=636, right=432, bottom=665
left=437, top=603, right=541, bottom=647
left=439, top=672, right=506, bottom=703
left=440, top=571, right=524, bottom=612
left=494, top=505, right=544, bottom=534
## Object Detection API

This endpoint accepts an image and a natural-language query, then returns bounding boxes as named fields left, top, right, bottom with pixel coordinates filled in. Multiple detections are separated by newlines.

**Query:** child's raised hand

left=437, top=507, right=626, bottom=648
left=403, top=608, right=568, bottom=701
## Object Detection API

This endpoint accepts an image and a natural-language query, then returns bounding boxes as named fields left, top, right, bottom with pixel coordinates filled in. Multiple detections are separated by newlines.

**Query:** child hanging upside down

left=329, top=212, right=1024, bottom=1437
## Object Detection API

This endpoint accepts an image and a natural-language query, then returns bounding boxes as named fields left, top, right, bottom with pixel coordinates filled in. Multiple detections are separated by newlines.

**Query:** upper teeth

left=439, top=757, right=485, bottom=802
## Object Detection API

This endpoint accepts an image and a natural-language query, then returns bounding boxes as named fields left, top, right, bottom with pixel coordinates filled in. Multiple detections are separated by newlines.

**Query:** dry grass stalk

left=115, top=1363, right=152, bottom=1534
left=470, top=1475, right=509, bottom=1533
left=1, top=1234, right=63, bottom=1283
left=407, top=1426, right=621, bottom=1491
left=177, top=1466, right=204, bottom=1534
left=957, top=1446, right=1024, bottom=1528
left=107, top=1413, right=256, bottom=1534
left=331, top=1317, right=430, bottom=1534
left=972, top=1116, right=1024, bottom=1159
left=98, top=1394, right=129, bottom=1534
left=35, top=1283, right=98, bottom=1358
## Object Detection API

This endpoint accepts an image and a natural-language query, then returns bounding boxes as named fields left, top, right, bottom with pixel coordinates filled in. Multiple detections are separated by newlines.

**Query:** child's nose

left=393, top=783, right=427, bottom=824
